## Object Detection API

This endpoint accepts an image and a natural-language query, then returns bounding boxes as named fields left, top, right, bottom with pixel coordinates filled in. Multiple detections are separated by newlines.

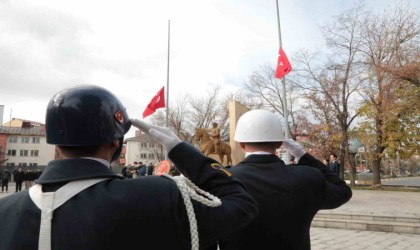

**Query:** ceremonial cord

left=164, top=175, right=222, bottom=250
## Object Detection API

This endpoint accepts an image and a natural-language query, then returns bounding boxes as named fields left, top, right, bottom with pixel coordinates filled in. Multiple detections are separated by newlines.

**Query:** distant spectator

left=36, top=169, right=43, bottom=179
left=169, top=163, right=181, bottom=176
left=25, top=168, right=37, bottom=189
left=328, top=153, right=340, bottom=176
left=138, top=162, right=147, bottom=176
left=121, top=164, right=130, bottom=178
left=1, top=169, right=11, bottom=193
left=14, top=168, right=25, bottom=192
left=125, top=167, right=133, bottom=179
left=146, top=163, right=154, bottom=176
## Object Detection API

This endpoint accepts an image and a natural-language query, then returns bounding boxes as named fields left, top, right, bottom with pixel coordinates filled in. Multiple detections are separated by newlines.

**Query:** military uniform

left=218, top=153, right=352, bottom=250
left=0, top=142, right=258, bottom=250
left=209, top=123, right=221, bottom=154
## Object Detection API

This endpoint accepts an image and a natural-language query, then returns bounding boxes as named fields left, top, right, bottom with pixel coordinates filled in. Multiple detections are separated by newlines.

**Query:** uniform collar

left=36, top=158, right=123, bottom=184
left=82, top=157, right=110, bottom=168
left=241, top=154, right=286, bottom=164
left=245, top=151, right=272, bottom=157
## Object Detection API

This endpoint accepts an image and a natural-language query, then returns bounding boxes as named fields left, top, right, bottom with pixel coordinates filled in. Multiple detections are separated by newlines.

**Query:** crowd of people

left=120, top=161, right=180, bottom=178
left=0, top=85, right=351, bottom=250
left=0, top=167, right=42, bottom=193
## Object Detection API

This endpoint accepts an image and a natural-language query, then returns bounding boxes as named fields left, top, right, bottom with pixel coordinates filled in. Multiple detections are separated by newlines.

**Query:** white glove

left=282, top=139, right=306, bottom=162
left=130, top=119, right=181, bottom=153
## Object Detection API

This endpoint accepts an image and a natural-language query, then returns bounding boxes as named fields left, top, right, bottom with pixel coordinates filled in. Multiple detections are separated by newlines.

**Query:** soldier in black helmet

left=0, top=85, right=257, bottom=250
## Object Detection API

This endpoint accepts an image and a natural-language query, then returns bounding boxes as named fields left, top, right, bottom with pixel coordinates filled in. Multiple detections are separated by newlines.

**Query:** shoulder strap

left=163, top=175, right=221, bottom=250
left=29, top=178, right=109, bottom=250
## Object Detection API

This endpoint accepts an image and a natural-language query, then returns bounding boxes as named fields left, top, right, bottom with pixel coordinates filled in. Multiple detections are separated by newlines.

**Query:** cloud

left=0, top=1, right=95, bottom=102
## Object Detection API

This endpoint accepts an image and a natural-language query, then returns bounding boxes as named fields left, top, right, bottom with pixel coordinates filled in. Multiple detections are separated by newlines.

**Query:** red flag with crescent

left=275, top=48, right=292, bottom=79
left=142, top=87, right=165, bottom=118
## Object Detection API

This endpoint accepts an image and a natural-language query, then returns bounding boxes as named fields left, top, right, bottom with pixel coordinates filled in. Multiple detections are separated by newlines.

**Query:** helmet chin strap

left=111, top=137, right=124, bottom=162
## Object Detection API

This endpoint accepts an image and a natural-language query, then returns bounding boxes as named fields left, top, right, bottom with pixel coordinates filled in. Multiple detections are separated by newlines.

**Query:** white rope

left=164, top=174, right=222, bottom=250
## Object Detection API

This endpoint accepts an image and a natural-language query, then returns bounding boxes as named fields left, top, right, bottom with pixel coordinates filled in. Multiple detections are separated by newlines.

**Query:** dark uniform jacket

left=218, top=153, right=352, bottom=250
left=13, top=171, right=25, bottom=182
left=329, top=160, right=340, bottom=176
left=0, top=143, right=258, bottom=250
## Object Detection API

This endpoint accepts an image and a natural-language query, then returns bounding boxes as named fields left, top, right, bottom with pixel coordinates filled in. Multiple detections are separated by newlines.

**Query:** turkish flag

left=275, top=48, right=292, bottom=79
left=142, top=87, right=165, bottom=118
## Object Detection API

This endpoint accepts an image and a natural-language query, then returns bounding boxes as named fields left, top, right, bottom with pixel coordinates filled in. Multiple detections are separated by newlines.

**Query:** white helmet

left=234, top=109, right=285, bottom=142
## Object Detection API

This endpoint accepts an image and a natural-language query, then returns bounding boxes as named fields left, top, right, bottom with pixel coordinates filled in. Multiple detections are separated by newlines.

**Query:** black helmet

left=46, top=85, right=131, bottom=146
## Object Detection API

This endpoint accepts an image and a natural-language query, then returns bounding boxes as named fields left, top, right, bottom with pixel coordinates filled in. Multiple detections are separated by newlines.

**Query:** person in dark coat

left=35, top=168, right=43, bottom=179
left=1, top=169, right=11, bottom=192
left=328, top=153, right=341, bottom=176
left=0, top=85, right=257, bottom=250
left=24, top=168, right=37, bottom=189
left=14, top=167, right=25, bottom=192
left=137, top=162, right=147, bottom=176
left=214, top=109, right=352, bottom=250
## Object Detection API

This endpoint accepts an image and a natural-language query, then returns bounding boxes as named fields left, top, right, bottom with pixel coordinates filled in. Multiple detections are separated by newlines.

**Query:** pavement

left=311, top=228, right=420, bottom=250
left=311, top=188, right=420, bottom=249
left=1, top=182, right=420, bottom=249
left=319, top=189, right=420, bottom=218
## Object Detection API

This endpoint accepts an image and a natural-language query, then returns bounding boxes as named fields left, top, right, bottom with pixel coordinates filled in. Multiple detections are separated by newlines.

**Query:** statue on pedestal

left=194, top=127, right=232, bottom=166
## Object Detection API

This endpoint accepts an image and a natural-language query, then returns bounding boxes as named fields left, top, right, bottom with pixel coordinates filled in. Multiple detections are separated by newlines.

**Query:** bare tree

left=294, top=4, right=366, bottom=185
left=151, top=93, right=193, bottom=142
left=150, top=86, right=243, bottom=147
left=243, top=63, right=306, bottom=139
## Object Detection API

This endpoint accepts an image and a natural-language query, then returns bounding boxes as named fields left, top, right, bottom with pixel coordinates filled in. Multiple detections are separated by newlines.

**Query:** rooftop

left=0, top=126, right=46, bottom=136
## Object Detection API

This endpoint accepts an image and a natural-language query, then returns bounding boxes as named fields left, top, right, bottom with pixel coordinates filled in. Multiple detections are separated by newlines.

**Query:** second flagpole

left=276, top=0, right=290, bottom=163
left=165, top=20, right=171, bottom=160
left=166, top=20, right=170, bottom=129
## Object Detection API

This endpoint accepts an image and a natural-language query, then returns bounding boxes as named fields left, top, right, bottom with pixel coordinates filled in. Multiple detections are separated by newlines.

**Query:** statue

left=194, top=127, right=232, bottom=166
left=208, top=122, right=221, bottom=154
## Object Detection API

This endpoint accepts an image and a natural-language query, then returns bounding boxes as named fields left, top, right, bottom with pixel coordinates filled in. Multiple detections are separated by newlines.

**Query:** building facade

left=0, top=124, right=55, bottom=170
left=124, top=131, right=163, bottom=166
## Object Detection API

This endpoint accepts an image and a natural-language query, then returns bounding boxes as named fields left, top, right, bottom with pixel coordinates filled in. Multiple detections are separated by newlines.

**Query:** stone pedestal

left=228, top=101, right=250, bottom=165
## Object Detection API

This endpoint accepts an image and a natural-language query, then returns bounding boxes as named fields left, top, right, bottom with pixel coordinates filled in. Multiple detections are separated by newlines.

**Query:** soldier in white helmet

left=212, top=109, right=352, bottom=250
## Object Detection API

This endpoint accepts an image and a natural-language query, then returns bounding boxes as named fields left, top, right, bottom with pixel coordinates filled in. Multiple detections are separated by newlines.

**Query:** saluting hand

left=130, top=119, right=181, bottom=154
left=282, top=139, right=306, bottom=162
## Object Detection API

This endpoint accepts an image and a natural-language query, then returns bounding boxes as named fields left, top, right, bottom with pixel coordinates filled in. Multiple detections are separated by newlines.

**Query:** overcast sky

left=0, top=0, right=417, bottom=138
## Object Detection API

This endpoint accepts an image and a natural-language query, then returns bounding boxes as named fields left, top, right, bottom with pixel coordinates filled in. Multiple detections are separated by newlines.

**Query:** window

left=148, top=153, right=154, bottom=159
left=140, top=153, right=147, bottom=159
left=8, top=136, right=17, bottom=143
left=30, top=150, right=39, bottom=157
left=6, top=163, right=15, bottom=167
left=29, top=163, right=38, bottom=167
left=20, top=150, right=29, bottom=156
left=148, top=142, right=154, bottom=148
left=19, top=163, right=27, bottom=167
left=141, top=142, right=147, bottom=148
left=7, top=150, right=16, bottom=156
left=21, top=137, right=30, bottom=143
left=32, top=137, right=40, bottom=143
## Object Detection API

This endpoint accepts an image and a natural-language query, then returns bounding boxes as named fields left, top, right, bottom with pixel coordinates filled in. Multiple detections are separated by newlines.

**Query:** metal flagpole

left=166, top=20, right=170, bottom=129
left=276, top=0, right=290, bottom=162
left=165, top=20, right=171, bottom=160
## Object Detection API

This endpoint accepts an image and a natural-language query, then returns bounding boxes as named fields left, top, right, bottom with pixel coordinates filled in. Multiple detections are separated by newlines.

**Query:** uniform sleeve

left=168, top=142, right=258, bottom=248
left=298, top=153, right=352, bottom=209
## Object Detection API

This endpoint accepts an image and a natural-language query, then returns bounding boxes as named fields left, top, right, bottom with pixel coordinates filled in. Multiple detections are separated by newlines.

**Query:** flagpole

left=276, top=0, right=290, bottom=162
left=165, top=20, right=171, bottom=160
left=166, top=20, right=170, bottom=129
